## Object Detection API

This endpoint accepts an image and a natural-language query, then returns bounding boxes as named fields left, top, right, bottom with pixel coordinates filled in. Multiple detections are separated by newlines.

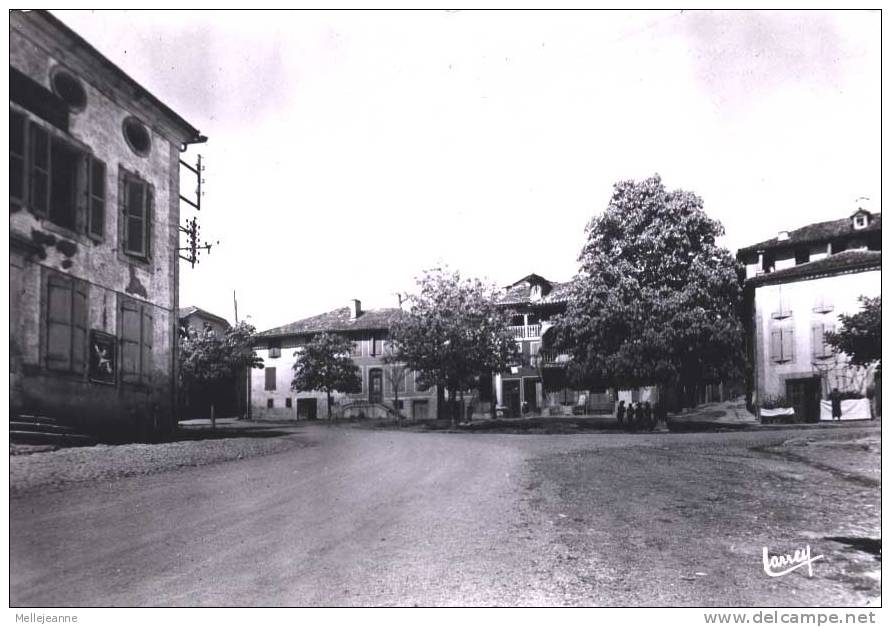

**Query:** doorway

left=523, top=378, right=538, bottom=414
left=369, top=368, right=383, bottom=404
left=786, top=377, right=821, bottom=423
left=503, top=379, right=521, bottom=418
left=296, top=398, right=317, bottom=420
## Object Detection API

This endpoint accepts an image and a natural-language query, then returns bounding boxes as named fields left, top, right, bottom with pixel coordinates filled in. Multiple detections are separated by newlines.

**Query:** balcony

left=536, top=348, right=571, bottom=368
left=509, top=324, right=541, bottom=339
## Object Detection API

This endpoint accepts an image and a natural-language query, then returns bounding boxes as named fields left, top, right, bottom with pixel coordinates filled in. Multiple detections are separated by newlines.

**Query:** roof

left=16, top=11, right=205, bottom=145
left=257, top=307, right=404, bottom=338
left=178, top=306, right=231, bottom=329
left=738, top=212, right=881, bottom=256
left=497, top=274, right=573, bottom=307
left=746, top=250, right=881, bottom=287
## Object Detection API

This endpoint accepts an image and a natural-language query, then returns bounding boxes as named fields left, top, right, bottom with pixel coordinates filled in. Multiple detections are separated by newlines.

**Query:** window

left=372, top=337, right=384, bottom=356
left=811, top=323, right=835, bottom=359
left=794, top=248, right=810, bottom=265
left=120, top=299, right=153, bottom=384
left=45, top=272, right=88, bottom=373
left=267, top=398, right=274, bottom=409
left=853, top=214, right=868, bottom=230
left=268, top=342, right=281, bottom=359
left=122, top=116, right=151, bottom=156
left=265, top=367, right=277, bottom=391
left=50, top=69, right=87, bottom=112
left=285, top=397, right=292, bottom=408
left=812, top=294, right=834, bottom=314
left=769, top=326, right=795, bottom=364
left=351, top=341, right=362, bottom=357
left=121, top=170, right=153, bottom=258
left=10, top=110, right=105, bottom=236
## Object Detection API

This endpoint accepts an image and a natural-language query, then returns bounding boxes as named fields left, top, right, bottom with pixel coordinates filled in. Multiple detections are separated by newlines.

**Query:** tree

left=291, top=332, right=362, bottom=421
left=388, top=267, right=519, bottom=427
left=557, top=174, right=744, bottom=408
left=382, top=353, right=409, bottom=426
left=825, top=296, right=881, bottom=368
left=179, top=321, right=265, bottom=426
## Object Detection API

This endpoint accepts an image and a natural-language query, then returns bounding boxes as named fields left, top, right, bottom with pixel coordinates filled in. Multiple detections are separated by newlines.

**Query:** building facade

left=9, top=11, right=205, bottom=438
left=737, top=209, right=881, bottom=421
left=251, top=300, right=438, bottom=421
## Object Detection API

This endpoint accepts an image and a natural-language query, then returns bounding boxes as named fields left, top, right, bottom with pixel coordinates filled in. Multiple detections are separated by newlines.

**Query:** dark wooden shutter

left=88, top=157, right=105, bottom=239
left=145, top=185, right=153, bottom=259
left=141, top=307, right=153, bottom=382
left=46, top=275, right=73, bottom=371
left=29, top=123, right=50, bottom=215
left=121, top=301, right=141, bottom=382
left=265, top=367, right=277, bottom=391
left=71, top=282, right=88, bottom=374
left=10, top=109, right=27, bottom=206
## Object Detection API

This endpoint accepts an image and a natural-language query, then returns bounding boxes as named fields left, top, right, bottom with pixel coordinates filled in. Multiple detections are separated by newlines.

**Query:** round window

left=122, top=116, right=152, bottom=156
left=51, top=69, right=87, bottom=112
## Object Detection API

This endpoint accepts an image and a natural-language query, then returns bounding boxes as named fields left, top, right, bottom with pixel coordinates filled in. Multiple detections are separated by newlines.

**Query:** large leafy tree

left=388, top=267, right=518, bottom=426
left=179, top=321, right=265, bottom=422
left=825, top=296, right=881, bottom=368
left=558, top=174, right=744, bottom=406
left=291, top=332, right=362, bottom=421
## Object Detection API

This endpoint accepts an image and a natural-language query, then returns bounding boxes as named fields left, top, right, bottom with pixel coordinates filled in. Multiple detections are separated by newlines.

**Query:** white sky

left=52, top=9, right=881, bottom=332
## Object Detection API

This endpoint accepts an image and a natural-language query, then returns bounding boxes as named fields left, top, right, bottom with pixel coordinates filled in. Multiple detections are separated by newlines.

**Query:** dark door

left=523, top=378, right=538, bottom=413
left=297, top=398, right=317, bottom=420
left=369, top=368, right=383, bottom=404
left=503, top=379, right=521, bottom=418
left=786, top=377, right=821, bottom=423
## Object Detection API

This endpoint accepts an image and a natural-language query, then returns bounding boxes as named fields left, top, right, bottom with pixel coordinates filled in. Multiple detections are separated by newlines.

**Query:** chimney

left=777, top=230, right=790, bottom=241
left=350, top=299, right=362, bottom=320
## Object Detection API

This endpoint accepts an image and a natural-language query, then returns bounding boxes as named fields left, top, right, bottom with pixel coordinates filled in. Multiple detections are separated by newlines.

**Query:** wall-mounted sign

left=89, top=330, right=116, bottom=384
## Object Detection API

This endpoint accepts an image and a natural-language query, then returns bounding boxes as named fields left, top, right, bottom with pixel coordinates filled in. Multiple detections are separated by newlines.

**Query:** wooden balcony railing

left=508, top=324, right=542, bottom=339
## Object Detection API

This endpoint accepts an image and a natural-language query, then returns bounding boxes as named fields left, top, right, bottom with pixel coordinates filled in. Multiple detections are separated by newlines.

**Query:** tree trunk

left=449, top=386, right=457, bottom=429
left=327, top=390, right=333, bottom=424
left=394, top=389, right=400, bottom=427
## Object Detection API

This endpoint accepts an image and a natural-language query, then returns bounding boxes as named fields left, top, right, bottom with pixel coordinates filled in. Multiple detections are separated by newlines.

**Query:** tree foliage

left=180, top=321, right=264, bottom=386
left=291, top=332, right=362, bottom=420
left=825, top=296, right=881, bottom=368
left=557, top=174, right=744, bottom=400
left=388, top=267, right=518, bottom=425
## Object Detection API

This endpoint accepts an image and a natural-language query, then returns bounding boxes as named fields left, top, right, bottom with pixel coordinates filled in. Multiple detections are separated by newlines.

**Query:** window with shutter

left=10, top=109, right=26, bottom=207
left=88, top=157, right=105, bottom=239
left=813, top=294, right=834, bottom=314
left=122, top=171, right=152, bottom=259
left=45, top=273, right=88, bottom=373
left=48, top=137, right=79, bottom=230
left=811, top=323, right=834, bottom=359
left=29, top=123, right=50, bottom=215
left=141, top=308, right=153, bottom=382
left=769, top=329, right=782, bottom=363
left=781, top=327, right=795, bottom=362
left=121, top=302, right=141, bottom=382
left=265, top=367, right=277, bottom=391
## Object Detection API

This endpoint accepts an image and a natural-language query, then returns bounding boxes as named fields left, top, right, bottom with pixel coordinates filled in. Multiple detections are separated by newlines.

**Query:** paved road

left=10, top=423, right=880, bottom=606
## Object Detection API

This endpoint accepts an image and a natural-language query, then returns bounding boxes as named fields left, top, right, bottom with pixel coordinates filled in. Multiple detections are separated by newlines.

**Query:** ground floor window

left=45, top=271, right=88, bottom=373
left=120, top=298, right=153, bottom=384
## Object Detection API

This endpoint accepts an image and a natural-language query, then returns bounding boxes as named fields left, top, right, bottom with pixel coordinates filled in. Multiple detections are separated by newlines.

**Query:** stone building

left=737, top=207, right=881, bottom=422
left=252, top=300, right=438, bottom=421
left=9, top=11, right=206, bottom=438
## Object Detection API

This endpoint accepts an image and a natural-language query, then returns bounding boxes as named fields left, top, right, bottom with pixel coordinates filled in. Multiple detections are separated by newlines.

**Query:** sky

left=52, top=10, right=881, bottom=332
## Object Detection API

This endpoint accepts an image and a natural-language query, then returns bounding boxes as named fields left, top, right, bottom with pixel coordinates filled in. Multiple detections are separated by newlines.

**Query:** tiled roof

left=178, top=306, right=231, bottom=328
left=257, top=307, right=404, bottom=338
left=746, top=250, right=881, bottom=287
left=738, top=213, right=881, bottom=256
left=497, top=274, right=573, bottom=306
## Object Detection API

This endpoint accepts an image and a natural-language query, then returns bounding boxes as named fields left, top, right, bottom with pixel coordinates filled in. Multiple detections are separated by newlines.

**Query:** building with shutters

left=737, top=206, right=881, bottom=422
left=251, top=300, right=438, bottom=421
left=9, top=11, right=206, bottom=438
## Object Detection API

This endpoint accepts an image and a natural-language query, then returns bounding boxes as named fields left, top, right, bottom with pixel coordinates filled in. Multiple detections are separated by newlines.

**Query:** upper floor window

left=811, top=322, right=835, bottom=360
left=812, top=294, right=834, bottom=314
left=120, top=170, right=153, bottom=259
left=769, top=326, right=795, bottom=364
left=265, top=367, right=277, bottom=391
left=351, top=340, right=363, bottom=357
left=268, top=343, right=281, bottom=359
left=372, top=337, right=384, bottom=356
left=853, top=213, right=869, bottom=230
left=10, top=109, right=105, bottom=237
left=50, top=68, right=87, bottom=112
left=122, top=116, right=151, bottom=157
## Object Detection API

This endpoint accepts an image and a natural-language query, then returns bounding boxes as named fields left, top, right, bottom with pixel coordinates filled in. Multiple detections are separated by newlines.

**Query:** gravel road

left=9, top=422, right=880, bottom=607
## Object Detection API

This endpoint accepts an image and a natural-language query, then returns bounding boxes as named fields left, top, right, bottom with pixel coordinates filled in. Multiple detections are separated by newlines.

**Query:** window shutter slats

left=265, top=367, right=277, bottom=391
left=70, top=284, right=88, bottom=374
left=10, top=110, right=26, bottom=204
left=121, top=302, right=141, bottom=382
left=141, top=309, right=153, bottom=382
left=769, top=329, right=781, bottom=363
left=88, top=157, right=105, bottom=239
left=46, top=277, right=72, bottom=370
left=782, top=328, right=795, bottom=362
left=29, top=123, right=50, bottom=215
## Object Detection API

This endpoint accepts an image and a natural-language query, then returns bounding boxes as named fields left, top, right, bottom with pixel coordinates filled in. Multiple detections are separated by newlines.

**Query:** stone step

left=10, top=430, right=96, bottom=447
left=13, top=414, right=61, bottom=426
left=9, top=421, right=80, bottom=434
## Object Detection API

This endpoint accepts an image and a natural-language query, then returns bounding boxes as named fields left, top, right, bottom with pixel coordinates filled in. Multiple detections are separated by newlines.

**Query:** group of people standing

left=615, top=399, right=667, bottom=432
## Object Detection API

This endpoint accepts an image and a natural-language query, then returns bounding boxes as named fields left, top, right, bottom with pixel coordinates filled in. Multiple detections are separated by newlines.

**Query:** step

left=13, top=414, right=61, bottom=426
left=10, top=421, right=80, bottom=435
left=10, top=430, right=96, bottom=447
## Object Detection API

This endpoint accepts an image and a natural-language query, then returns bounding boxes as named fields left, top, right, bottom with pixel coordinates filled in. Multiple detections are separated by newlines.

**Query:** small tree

left=388, top=267, right=519, bottom=428
left=291, top=332, right=362, bottom=422
left=825, top=296, right=881, bottom=368
left=382, top=354, right=409, bottom=426
left=179, top=321, right=264, bottom=427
